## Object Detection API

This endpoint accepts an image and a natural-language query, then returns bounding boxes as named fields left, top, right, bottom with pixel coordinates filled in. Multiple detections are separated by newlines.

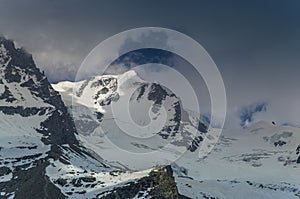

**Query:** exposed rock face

left=131, top=82, right=208, bottom=151
left=3, top=161, right=65, bottom=199
left=98, top=166, right=181, bottom=199
left=0, top=36, right=79, bottom=198
left=296, top=145, right=300, bottom=164
left=0, top=36, right=78, bottom=145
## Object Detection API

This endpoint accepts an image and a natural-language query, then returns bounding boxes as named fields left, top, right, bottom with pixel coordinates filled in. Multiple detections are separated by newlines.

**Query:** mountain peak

left=119, top=69, right=138, bottom=79
left=0, top=37, right=78, bottom=145
left=0, top=35, right=14, bottom=47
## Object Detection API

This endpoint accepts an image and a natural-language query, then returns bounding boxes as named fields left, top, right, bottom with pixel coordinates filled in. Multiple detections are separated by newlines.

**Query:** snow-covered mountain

left=0, top=36, right=182, bottom=199
left=52, top=70, right=208, bottom=170
left=2, top=35, right=299, bottom=198
left=53, top=69, right=300, bottom=198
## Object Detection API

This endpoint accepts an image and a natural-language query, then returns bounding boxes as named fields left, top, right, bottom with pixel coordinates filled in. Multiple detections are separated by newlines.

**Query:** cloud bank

left=1, top=0, right=299, bottom=128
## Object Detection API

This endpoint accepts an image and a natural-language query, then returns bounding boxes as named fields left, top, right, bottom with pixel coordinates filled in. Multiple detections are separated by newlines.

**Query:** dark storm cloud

left=0, top=0, right=300, bottom=127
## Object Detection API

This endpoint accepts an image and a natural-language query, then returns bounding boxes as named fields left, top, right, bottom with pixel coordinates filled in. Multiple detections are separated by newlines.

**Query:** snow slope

left=173, top=121, right=300, bottom=198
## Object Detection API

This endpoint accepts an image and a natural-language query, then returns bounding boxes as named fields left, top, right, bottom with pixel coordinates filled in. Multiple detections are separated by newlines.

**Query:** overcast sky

left=0, top=0, right=299, bottom=128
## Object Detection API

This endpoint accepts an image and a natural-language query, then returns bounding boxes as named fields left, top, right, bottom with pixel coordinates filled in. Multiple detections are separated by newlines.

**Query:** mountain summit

left=0, top=36, right=81, bottom=198
left=0, top=36, right=78, bottom=145
left=52, top=69, right=209, bottom=170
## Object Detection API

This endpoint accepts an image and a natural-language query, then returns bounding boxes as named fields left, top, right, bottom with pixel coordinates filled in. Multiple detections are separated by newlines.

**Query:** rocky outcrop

left=2, top=161, right=65, bottom=199
left=296, top=145, right=300, bottom=164
left=0, top=36, right=78, bottom=145
left=98, top=166, right=181, bottom=199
